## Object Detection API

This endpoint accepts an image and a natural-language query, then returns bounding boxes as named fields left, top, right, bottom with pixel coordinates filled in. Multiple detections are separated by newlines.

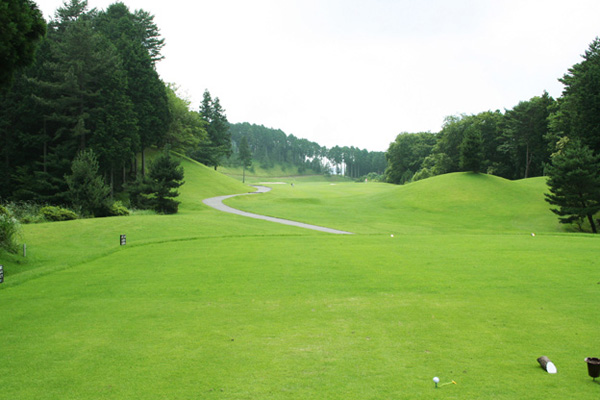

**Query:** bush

left=3, top=201, right=45, bottom=223
left=0, top=206, right=20, bottom=253
left=40, top=206, right=78, bottom=221
left=108, top=201, right=130, bottom=216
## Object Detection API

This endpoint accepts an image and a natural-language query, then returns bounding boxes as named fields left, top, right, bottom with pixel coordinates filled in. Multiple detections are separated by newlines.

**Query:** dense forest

left=0, top=0, right=201, bottom=209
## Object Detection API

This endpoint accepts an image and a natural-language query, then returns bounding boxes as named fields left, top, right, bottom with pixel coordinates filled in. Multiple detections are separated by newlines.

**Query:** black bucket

left=585, top=357, right=600, bottom=379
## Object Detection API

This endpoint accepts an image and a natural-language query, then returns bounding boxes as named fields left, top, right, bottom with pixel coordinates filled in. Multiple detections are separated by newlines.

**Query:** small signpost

left=0, top=265, right=4, bottom=284
left=120, top=235, right=126, bottom=246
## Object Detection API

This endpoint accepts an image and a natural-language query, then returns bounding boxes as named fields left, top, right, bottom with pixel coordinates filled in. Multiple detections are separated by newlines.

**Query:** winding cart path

left=202, top=185, right=353, bottom=235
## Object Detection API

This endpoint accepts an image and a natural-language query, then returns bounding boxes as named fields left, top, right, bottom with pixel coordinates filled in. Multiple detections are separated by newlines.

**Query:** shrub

left=0, top=207, right=20, bottom=253
left=40, top=206, right=78, bottom=221
left=3, top=201, right=46, bottom=223
left=108, top=201, right=130, bottom=216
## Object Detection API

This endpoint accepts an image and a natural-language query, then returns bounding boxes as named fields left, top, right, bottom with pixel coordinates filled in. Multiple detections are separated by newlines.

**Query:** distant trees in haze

left=229, top=123, right=387, bottom=179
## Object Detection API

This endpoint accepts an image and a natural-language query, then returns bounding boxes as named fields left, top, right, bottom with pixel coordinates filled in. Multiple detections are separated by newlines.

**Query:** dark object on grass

left=585, top=357, right=600, bottom=380
left=537, top=356, right=557, bottom=373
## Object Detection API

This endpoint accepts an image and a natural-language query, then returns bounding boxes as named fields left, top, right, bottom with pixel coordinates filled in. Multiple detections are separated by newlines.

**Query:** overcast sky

left=38, top=0, right=600, bottom=151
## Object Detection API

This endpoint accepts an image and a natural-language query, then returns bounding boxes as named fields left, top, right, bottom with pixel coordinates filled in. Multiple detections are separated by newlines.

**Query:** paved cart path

left=202, top=186, right=353, bottom=235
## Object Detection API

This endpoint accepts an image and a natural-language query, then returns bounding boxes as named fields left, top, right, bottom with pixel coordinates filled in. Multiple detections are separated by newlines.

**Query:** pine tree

left=545, top=139, right=600, bottom=233
left=144, top=151, right=184, bottom=214
left=197, top=90, right=232, bottom=169
left=0, top=0, right=46, bottom=89
left=65, top=149, right=111, bottom=216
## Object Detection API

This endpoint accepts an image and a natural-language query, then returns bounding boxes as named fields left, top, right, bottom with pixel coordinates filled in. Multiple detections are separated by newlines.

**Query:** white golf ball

left=390, top=234, right=394, bottom=238
left=433, top=377, right=440, bottom=383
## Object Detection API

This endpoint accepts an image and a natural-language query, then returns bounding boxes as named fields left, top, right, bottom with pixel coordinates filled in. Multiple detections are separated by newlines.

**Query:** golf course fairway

left=1, top=157, right=598, bottom=399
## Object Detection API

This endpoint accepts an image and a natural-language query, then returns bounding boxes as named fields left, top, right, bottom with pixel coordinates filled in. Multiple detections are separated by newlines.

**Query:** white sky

left=38, top=0, right=600, bottom=151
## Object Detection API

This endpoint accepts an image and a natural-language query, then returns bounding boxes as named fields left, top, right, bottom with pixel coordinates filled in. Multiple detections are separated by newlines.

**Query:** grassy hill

left=227, top=172, right=559, bottom=234
left=1, top=161, right=598, bottom=399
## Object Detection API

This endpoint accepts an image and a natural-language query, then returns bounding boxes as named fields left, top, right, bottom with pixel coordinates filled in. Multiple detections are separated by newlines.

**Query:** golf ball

left=433, top=377, right=440, bottom=383
left=390, top=234, right=394, bottom=237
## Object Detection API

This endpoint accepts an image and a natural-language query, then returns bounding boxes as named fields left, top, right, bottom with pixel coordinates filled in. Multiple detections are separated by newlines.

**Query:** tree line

left=229, top=122, right=387, bottom=179
left=385, top=92, right=555, bottom=184
left=385, top=38, right=600, bottom=232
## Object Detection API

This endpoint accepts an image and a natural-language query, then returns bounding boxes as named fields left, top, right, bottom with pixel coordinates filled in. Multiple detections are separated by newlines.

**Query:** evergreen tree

left=551, top=38, right=600, bottom=154
left=94, top=3, right=170, bottom=176
left=65, top=149, right=111, bottom=216
left=545, top=139, right=600, bottom=233
left=0, top=0, right=46, bottom=89
left=144, top=150, right=184, bottom=214
left=197, top=90, right=231, bottom=169
left=238, top=135, right=252, bottom=183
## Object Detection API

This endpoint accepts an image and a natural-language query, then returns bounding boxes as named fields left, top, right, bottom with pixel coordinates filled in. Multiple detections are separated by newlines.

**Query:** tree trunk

left=524, top=143, right=531, bottom=179
left=141, top=148, right=146, bottom=177
left=587, top=214, right=597, bottom=233
left=43, top=141, right=47, bottom=173
left=110, top=166, right=114, bottom=199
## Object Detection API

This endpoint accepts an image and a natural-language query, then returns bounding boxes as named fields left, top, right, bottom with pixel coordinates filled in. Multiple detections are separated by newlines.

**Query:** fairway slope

left=227, top=172, right=558, bottom=234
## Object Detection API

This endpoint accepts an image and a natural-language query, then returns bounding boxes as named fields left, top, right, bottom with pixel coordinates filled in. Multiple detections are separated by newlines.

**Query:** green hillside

left=227, top=172, right=559, bottom=234
left=1, top=161, right=598, bottom=400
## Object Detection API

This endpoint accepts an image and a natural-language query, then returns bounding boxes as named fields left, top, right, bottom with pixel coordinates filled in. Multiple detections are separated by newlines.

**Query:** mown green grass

left=228, top=172, right=560, bottom=234
left=1, top=161, right=599, bottom=399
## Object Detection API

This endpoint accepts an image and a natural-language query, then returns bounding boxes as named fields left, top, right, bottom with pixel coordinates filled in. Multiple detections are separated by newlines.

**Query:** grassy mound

left=227, top=172, right=558, bottom=234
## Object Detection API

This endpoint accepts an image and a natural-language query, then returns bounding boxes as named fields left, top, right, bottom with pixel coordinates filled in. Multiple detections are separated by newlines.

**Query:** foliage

left=0, top=0, right=169, bottom=205
left=545, top=139, right=600, bottom=233
left=459, top=126, right=484, bottom=172
left=39, top=205, right=78, bottom=221
left=551, top=37, right=600, bottom=154
left=385, top=132, right=436, bottom=184
left=500, top=93, right=554, bottom=178
left=164, top=84, right=208, bottom=154
left=108, top=201, right=130, bottom=216
left=0, top=0, right=46, bottom=89
left=0, top=205, right=20, bottom=253
left=140, top=151, right=184, bottom=214
left=65, top=149, right=111, bottom=217
left=195, top=90, right=231, bottom=169
left=229, top=123, right=387, bottom=179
